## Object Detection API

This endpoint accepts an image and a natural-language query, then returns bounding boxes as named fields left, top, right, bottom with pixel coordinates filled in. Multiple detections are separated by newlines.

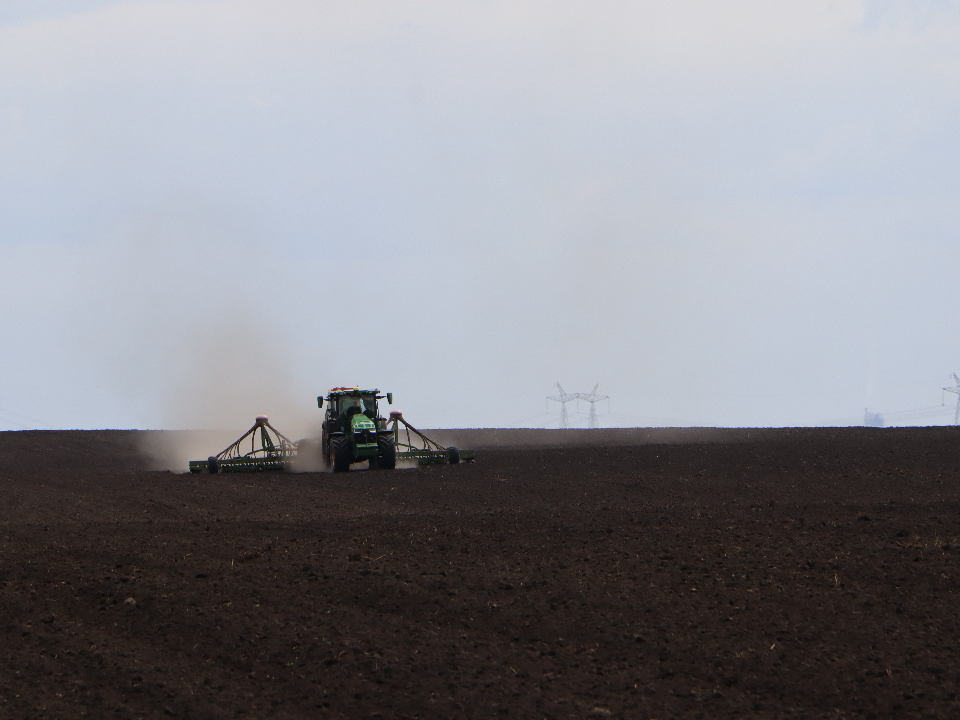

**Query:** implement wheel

left=332, top=437, right=352, bottom=473
left=378, top=434, right=396, bottom=470
left=447, top=446, right=460, bottom=465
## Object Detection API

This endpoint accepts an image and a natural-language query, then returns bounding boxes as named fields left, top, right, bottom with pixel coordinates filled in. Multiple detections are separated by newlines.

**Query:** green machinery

left=188, top=389, right=475, bottom=473
left=388, top=410, right=475, bottom=465
left=189, top=415, right=296, bottom=474
left=319, top=387, right=476, bottom=471
left=320, top=388, right=396, bottom=472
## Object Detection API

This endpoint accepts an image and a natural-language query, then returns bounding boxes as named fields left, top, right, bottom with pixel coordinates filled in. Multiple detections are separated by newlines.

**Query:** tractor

left=319, top=388, right=396, bottom=472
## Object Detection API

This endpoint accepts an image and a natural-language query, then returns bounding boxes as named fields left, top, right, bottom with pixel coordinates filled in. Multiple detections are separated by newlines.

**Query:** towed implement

left=189, top=415, right=296, bottom=474
left=388, top=410, right=475, bottom=465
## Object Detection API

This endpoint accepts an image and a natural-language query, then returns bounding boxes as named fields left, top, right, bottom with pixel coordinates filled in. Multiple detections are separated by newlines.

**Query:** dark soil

left=2, top=427, right=960, bottom=719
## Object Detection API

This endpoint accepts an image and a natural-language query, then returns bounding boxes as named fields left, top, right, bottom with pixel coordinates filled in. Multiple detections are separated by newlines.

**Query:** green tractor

left=319, top=388, right=397, bottom=472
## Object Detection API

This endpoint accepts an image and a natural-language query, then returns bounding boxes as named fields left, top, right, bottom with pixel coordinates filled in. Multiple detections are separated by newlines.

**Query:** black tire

left=207, top=456, right=219, bottom=474
left=332, top=437, right=352, bottom=473
left=377, top=434, right=396, bottom=469
left=447, top=446, right=460, bottom=464
left=368, top=457, right=378, bottom=470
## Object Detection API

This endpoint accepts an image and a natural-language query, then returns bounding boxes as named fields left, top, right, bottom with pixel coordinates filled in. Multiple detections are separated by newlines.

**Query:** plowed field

left=2, top=427, right=960, bottom=719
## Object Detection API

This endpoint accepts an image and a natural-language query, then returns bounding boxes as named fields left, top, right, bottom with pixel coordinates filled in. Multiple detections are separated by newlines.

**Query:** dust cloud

left=139, top=320, right=326, bottom=472
left=160, top=319, right=316, bottom=435
left=290, top=438, right=325, bottom=473
left=61, top=213, right=330, bottom=471
left=140, top=429, right=238, bottom=473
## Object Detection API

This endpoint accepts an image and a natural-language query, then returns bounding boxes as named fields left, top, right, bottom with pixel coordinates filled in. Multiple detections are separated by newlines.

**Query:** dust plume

left=290, top=437, right=325, bottom=473
left=63, top=211, right=329, bottom=471
left=140, top=319, right=325, bottom=472
left=140, top=429, right=239, bottom=473
left=161, top=319, right=315, bottom=434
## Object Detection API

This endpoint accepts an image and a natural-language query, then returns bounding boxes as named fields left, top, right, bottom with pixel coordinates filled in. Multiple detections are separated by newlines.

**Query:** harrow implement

left=388, top=411, right=475, bottom=465
left=189, top=415, right=297, bottom=474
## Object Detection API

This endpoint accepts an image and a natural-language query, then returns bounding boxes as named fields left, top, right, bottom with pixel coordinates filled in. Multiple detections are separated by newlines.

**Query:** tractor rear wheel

left=332, top=437, right=352, bottom=472
left=378, top=434, right=396, bottom=469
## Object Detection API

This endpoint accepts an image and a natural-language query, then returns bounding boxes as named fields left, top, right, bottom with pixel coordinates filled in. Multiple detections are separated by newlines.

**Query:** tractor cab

left=338, top=393, right=377, bottom=422
left=323, top=389, right=383, bottom=433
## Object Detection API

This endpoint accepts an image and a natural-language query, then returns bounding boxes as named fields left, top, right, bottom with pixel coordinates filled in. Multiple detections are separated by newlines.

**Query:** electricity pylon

left=548, top=382, right=611, bottom=428
left=943, top=373, right=960, bottom=425
left=547, top=383, right=578, bottom=428
left=575, top=383, right=610, bottom=429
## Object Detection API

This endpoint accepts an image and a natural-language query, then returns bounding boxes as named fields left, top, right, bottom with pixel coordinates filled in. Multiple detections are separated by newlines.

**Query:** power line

left=943, top=373, right=960, bottom=425
left=0, top=405, right=54, bottom=429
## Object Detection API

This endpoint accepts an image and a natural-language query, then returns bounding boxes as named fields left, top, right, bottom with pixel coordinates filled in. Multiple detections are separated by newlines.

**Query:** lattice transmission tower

left=576, top=383, right=610, bottom=429
left=547, top=382, right=611, bottom=428
left=547, top=383, right=578, bottom=428
left=943, top=373, right=960, bottom=425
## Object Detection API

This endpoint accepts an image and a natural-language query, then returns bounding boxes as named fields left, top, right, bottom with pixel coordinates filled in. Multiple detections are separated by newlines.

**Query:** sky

left=3, top=0, right=960, bottom=433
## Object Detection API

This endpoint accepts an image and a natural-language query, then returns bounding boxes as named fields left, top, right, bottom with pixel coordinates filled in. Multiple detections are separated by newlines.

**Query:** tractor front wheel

left=332, top=437, right=352, bottom=473
left=378, top=434, right=397, bottom=469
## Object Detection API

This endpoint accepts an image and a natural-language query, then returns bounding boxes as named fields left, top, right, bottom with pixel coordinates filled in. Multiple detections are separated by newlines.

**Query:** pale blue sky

left=2, top=1, right=960, bottom=432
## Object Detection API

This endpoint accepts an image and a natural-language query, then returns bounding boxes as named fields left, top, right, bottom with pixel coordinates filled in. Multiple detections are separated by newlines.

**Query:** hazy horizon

left=3, top=1, right=960, bottom=434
